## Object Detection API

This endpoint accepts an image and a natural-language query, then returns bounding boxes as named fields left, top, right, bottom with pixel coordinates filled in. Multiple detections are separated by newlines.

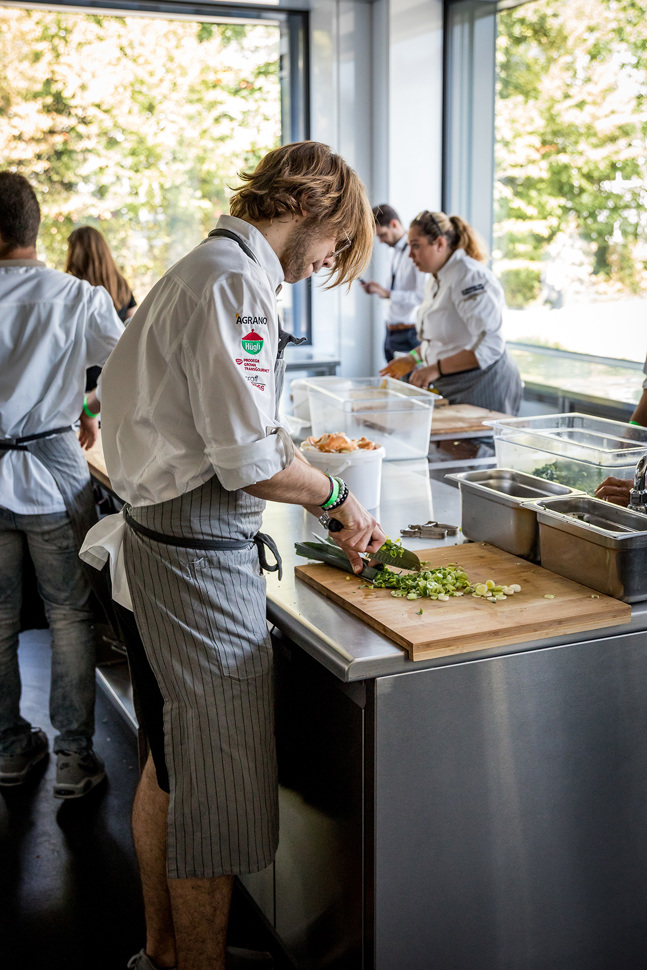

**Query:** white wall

left=308, top=0, right=444, bottom=376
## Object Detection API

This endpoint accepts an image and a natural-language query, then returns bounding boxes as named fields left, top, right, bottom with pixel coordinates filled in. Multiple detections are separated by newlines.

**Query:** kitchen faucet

left=629, top=454, right=647, bottom=512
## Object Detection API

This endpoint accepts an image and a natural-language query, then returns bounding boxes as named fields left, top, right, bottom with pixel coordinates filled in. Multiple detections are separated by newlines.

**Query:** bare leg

left=132, top=753, right=177, bottom=968
left=169, top=873, right=234, bottom=970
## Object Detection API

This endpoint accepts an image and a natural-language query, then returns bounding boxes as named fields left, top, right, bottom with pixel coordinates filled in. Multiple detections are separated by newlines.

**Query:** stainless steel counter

left=264, top=459, right=647, bottom=682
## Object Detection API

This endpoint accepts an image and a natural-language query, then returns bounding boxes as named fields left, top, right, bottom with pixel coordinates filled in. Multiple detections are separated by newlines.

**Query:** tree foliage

left=494, top=0, right=647, bottom=306
left=0, top=9, right=281, bottom=294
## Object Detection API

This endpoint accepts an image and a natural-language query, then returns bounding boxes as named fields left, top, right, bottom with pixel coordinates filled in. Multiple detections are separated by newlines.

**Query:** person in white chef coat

left=0, top=171, right=123, bottom=798
left=381, top=209, right=522, bottom=415
left=360, top=204, right=426, bottom=362
left=80, top=142, right=386, bottom=970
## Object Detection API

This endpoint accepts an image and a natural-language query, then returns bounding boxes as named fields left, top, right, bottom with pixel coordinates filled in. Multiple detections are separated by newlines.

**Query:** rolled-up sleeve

left=183, top=273, right=294, bottom=490
left=451, top=270, right=505, bottom=370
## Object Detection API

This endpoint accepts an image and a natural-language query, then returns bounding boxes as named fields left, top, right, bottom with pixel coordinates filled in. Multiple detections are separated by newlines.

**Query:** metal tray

left=534, top=495, right=647, bottom=602
left=445, top=469, right=581, bottom=560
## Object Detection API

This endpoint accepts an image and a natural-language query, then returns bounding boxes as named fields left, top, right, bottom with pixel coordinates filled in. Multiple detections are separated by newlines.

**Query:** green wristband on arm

left=83, top=395, right=100, bottom=419
left=409, top=349, right=422, bottom=365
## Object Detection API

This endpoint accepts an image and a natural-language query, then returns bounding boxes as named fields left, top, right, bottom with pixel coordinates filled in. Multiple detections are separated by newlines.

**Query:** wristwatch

left=319, top=511, right=343, bottom=532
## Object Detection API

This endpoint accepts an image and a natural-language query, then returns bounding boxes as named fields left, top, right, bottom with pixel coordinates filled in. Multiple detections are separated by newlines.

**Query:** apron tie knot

left=254, top=532, right=283, bottom=581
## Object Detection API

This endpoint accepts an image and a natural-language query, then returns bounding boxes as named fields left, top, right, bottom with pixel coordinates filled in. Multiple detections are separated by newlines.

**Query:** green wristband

left=321, top=476, right=340, bottom=510
left=409, top=349, right=422, bottom=365
left=83, top=395, right=99, bottom=419
left=629, top=420, right=642, bottom=426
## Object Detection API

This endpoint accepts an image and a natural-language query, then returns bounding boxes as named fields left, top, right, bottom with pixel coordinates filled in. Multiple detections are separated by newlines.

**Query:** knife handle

left=327, top=518, right=344, bottom=533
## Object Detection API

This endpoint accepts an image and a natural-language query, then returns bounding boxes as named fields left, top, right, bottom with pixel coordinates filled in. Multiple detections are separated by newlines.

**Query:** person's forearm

left=630, top=388, right=647, bottom=426
left=244, top=454, right=331, bottom=507
left=437, top=348, right=479, bottom=376
left=85, top=389, right=101, bottom=415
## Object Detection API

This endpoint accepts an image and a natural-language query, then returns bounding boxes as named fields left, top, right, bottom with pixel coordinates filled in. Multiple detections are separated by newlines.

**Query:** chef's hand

left=78, top=412, right=99, bottom=450
left=595, top=477, right=632, bottom=507
left=362, top=280, right=390, bottom=299
left=380, top=355, right=416, bottom=379
left=307, top=493, right=386, bottom=574
left=409, top=364, right=439, bottom=388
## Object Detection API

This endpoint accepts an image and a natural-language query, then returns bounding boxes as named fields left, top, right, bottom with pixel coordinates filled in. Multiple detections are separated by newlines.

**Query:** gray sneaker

left=127, top=950, right=176, bottom=970
left=0, top=728, right=49, bottom=786
left=53, top=749, right=106, bottom=799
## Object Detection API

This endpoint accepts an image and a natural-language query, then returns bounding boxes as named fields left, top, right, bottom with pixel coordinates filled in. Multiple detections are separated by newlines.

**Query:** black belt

left=124, top=508, right=283, bottom=580
left=0, top=425, right=72, bottom=452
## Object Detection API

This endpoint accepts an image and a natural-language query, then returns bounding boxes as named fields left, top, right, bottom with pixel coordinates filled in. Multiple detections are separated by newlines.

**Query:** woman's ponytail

left=410, top=210, right=488, bottom=262
left=448, top=215, right=487, bottom=262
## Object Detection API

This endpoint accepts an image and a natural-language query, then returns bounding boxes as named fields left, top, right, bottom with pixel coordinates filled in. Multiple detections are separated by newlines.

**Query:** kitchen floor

left=0, top=629, right=292, bottom=970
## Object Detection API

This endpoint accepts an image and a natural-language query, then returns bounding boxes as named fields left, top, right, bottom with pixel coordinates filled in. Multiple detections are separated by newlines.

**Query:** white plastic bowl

left=300, top=443, right=385, bottom=510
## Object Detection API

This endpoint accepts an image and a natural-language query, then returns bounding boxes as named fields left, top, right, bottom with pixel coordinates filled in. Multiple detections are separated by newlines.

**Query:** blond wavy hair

left=229, top=141, right=373, bottom=288
left=410, top=210, right=488, bottom=263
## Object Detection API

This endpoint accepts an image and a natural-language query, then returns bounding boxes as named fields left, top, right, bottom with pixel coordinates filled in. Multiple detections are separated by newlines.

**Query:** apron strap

left=0, top=425, right=72, bottom=450
left=124, top=507, right=251, bottom=550
left=254, top=532, right=283, bottom=581
left=207, top=227, right=260, bottom=265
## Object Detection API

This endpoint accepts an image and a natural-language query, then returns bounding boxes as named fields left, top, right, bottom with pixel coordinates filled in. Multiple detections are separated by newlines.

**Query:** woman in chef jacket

left=381, top=209, right=522, bottom=415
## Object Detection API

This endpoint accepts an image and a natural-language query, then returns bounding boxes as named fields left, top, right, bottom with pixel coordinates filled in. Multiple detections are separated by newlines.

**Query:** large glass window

left=0, top=6, right=309, bottom=330
left=494, top=0, right=647, bottom=362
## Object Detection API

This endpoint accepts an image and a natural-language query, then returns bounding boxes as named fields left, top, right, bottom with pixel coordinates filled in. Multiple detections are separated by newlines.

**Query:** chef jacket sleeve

left=182, top=271, right=294, bottom=491
left=85, top=285, right=125, bottom=367
left=450, top=267, right=505, bottom=369
left=642, top=353, right=647, bottom=390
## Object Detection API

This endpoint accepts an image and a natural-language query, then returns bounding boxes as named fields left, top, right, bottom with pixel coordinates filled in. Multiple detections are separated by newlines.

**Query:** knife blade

left=368, top=545, right=421, bottom=571
left=315, top=533, right=421, bottom=572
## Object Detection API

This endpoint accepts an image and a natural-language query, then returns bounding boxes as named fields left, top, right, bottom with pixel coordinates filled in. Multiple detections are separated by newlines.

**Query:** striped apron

left=433, top=347, right=522, bottom=415
left=122, top=228, right=300, bottom=879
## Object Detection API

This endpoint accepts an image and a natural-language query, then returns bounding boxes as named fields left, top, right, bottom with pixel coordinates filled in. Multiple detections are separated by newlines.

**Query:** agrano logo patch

left=236, top=312, right=268, bottom=326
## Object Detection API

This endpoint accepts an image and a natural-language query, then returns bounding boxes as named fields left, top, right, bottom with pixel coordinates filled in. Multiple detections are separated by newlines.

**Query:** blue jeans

left=0, top=507, right=96, bottom=755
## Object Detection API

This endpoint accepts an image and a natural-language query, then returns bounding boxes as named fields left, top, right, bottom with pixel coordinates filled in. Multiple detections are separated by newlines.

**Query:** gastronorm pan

left=533, top=495, right=647, bottom=602
left=445, top=468, right=582, bottom=560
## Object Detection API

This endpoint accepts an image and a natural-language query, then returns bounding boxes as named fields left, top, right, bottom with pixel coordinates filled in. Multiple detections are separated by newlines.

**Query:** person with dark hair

left=381, top=209, right=523, bottom=414
left=360, top=203, right=425, bottom=362
left=80, top=141, right=385, bottom=970
left=65, top=225, right=137, bottom=391
left=0, top=171, right=123, bottom=797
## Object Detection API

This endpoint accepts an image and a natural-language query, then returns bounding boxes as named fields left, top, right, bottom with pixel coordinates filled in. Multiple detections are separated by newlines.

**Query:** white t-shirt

left=416, top=248, right=506, bottom=370
left=0, top=260, right=124, bottom=514
left=385, top=235, right=426, bottom=326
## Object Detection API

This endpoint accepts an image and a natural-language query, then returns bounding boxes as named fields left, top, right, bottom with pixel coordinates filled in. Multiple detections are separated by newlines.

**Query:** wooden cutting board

left=430, top=404, right=509, bottom=436
left=295, top=542, right=630, bottom=662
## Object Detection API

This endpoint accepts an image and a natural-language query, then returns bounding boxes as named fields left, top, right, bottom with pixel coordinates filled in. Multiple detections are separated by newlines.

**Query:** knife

left=317, top=530, right=422, bottom=572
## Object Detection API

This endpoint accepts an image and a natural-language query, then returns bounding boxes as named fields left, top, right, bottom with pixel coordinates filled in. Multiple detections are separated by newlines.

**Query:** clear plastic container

left=486, top=413, right=647, bottom=494
left=305, top=377, right=435, bottom=461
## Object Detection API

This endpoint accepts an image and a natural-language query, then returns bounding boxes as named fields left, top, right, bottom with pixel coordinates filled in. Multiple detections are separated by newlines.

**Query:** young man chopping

left=82, top=141, right=386, bottom=970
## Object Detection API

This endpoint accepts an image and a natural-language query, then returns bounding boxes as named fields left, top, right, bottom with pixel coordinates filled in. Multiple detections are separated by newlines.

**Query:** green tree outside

left=0, top=9, right=281, bottom=295
left=495, top=0, right=647, bottom=310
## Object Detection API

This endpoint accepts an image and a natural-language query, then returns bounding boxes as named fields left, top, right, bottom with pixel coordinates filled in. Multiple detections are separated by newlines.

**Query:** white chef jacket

left=81, top=215, right=293, bottom=609
left=416, top=248, right=506, bottom=370
left=0, top=260, right=124, bottom=514
left=385, top=235, right=426, bottom=326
